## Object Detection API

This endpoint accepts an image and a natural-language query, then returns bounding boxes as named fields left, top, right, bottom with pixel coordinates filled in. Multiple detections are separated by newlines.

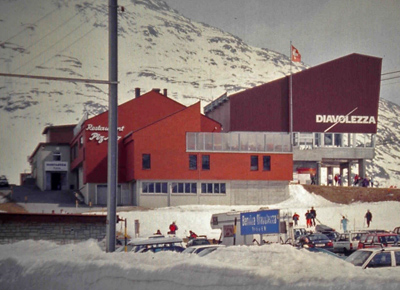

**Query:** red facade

left=71, top=90, right=293, bottom=185
left=228, top=54, right=381, bottom=134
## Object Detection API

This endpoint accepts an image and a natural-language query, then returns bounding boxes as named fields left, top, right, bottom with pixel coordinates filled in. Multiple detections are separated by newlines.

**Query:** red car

left=357, top=233, right=400, bottom=249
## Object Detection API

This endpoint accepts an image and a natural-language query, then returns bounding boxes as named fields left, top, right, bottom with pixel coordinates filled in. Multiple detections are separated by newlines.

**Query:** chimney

left=152, top=88, right=160, bottom=93
left=163, top=88, right=167, bottom=97
left=135, top=87, right=141, bottom=98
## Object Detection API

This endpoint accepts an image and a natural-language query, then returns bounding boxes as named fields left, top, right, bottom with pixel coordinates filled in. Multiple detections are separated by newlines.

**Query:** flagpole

left=289, top=41, right=293, bottom=148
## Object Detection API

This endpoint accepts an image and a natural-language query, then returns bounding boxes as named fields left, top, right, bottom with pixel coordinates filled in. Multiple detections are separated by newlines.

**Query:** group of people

left=154, top=221, right=179, bottom=236
left=340, top=210, right=373, bottom=231
left=354, top=174, right=373, bottom=187
left=293, top=208, right=373, bottom=231
left=292, top=207, right=317, bottom=228
left=327, top=174, right=342, bottom=186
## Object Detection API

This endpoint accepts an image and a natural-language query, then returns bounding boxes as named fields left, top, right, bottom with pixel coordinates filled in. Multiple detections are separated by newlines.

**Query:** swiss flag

left=291, top=45, right=301, bottom=62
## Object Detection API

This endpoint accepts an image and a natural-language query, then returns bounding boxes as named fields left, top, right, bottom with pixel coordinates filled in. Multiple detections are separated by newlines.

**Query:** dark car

left=0, top=175, right=9, bottom=188
left=297, top=233, right=334, bottom=250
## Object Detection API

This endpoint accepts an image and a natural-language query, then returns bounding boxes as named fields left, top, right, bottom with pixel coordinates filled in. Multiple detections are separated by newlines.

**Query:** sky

left=2, top=185, right=400, bottom=289
left=162, top=0, right=400, bottom=105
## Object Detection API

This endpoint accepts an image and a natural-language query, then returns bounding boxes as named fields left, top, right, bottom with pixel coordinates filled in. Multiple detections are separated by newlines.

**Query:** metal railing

left=186, top=132, right=291, bottom=153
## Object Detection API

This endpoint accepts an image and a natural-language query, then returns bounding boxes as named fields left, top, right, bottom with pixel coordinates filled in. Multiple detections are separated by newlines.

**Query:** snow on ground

left=1, top=185, right=400, bottom=290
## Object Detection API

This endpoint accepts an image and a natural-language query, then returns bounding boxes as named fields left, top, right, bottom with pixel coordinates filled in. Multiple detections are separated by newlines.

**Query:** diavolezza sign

left=86, top=124, right=125, bottom=144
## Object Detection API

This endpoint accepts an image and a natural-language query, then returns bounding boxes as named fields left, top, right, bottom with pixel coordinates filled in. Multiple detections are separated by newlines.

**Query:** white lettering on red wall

left=86, top=124, right=125, bottom=144
left=316, top=115, right=376, bottom=124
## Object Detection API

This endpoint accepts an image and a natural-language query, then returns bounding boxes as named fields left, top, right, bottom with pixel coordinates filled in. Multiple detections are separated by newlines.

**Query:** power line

left=0, top=72, right=115, bottom=85
left=381, top=75, right=400, bottom=82
left=382, top=70, right=400, bottom=76
left=0, top=7, right=59, bottom=45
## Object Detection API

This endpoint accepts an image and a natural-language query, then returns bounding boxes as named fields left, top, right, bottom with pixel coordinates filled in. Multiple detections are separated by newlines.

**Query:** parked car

left=346, top=247, right=400, bottom=269
left=116, top=235, right=185, bottom=253
left=182, top=244, right=225, bottom=256
left=302, top=247, right=346, bottom=260
left=333, top=231, right=367, bottom=255
left=357, top=233, right=400, bottom=249
left=186, top=236, right=211, bottom=247
left=296, top=233, right=334, bottom=251
left=315, top=224, right=340, bottom=242
left=0, top=175, right=9, bottom=188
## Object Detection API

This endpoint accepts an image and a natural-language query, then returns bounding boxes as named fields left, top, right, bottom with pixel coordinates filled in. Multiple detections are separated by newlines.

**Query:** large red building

left=29, top=89, right=292, bottom=207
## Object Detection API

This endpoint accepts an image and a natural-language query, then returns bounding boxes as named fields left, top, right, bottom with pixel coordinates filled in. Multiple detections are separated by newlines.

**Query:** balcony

left=186, top=132, right=291, bottom=153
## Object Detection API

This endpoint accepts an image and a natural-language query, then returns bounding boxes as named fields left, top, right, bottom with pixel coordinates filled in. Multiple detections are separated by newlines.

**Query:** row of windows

left=142, top=182, right=226, bottom=194
left=142, top=154, right=271, bottom=171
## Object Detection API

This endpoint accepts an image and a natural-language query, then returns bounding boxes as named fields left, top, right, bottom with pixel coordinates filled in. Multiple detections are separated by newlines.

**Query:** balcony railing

left=293, top=132, right=375, bottom=150
left=186, top=132, right=291, bottom=153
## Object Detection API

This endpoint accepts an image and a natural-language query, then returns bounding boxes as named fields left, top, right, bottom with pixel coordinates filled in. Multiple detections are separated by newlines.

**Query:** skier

left=365, top=210, right=372, bottom=228
left=340, top=216, right=349, bottom=232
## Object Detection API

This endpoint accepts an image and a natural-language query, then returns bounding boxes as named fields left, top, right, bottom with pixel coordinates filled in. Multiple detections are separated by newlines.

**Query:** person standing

left=169, top=221, right=178, bottom=235
left=365, top=210, right=372, bottom=228
left=334, top=174, right=338, bottom=186
left=340, top=216, right=349, bottom=232
left=354, top=174, right=359, bottom=186
left=310, top=173, right=316, bottom=185
left=310, top=206, right=317, bottom=226
left=292, top=212, right=300, bottom=226
left=328, top=174, right=333, bottom=186
left=305, top=210, right=312, bottom=228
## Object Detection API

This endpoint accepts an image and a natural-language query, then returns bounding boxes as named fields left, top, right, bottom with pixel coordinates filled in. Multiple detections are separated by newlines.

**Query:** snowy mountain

left=0, top=0, right=398, bottom=187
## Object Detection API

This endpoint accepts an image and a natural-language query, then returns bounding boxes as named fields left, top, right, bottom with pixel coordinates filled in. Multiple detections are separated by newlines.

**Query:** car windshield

left=346, top=251, right=373, bottom=266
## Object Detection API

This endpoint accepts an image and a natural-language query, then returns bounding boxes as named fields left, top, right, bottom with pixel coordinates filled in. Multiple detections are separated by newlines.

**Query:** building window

left=172, top=182, right=197, bottom=194
left=142, top=182, right=167, bottom=194
left=142, top=154, right=151, bottom=170
left=324, top=133, right=333, bottom=146
left=263, top=156, right=271, bottom=171
left=251, top=155, right=258, bottom=171
left=189, top=154, right=197, bottom=170
left=202, top=155, right=210, bottom=170
left=53, top=151, right=61, bottom=161
left=71, top=144, right=78, bottom=161
left=201, top=183, right=226, bottom=194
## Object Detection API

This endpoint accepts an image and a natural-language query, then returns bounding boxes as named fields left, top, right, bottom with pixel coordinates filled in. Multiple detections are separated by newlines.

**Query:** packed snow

left=1, top=185, right=400, bottom=290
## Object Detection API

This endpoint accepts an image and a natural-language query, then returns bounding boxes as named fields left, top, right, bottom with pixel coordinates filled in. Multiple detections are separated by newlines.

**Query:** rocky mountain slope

left=0, top=0, right=399, bottom=187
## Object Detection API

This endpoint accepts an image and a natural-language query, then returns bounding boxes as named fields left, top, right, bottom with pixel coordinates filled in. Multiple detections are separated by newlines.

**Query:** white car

left=182, top=244, right=225, bottom=256
left=345, top=247, right=400, bottom=269
left=333, top=231, right=367, bottom=255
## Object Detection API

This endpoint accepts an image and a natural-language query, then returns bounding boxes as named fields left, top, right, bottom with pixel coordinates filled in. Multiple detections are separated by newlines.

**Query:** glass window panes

left=189, top=154, right=197, bottom=170
left=324, top=133, right=333, bottom=146
left=142, top=154, right=151, bottom=169
left=251, top=155, right=258, bottom=171
left=204, top=133, right=213, bottom=150
left=201, top=183, right=226, bottom=194
left=202, top=155, right=210, bottom=170
left=263, top=156, right=271, bottom=171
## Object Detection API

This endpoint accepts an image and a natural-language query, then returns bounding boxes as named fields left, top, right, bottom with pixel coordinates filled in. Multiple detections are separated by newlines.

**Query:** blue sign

left=240, top=209, right=280, bottom=235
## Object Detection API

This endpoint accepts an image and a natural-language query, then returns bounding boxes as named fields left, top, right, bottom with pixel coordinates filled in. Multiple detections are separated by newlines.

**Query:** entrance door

left=51, top=172, right=62, bottom=190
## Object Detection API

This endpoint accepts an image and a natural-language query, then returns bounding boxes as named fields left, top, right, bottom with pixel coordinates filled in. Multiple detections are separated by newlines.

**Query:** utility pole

left=106, top=0, right=118, bottom=253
